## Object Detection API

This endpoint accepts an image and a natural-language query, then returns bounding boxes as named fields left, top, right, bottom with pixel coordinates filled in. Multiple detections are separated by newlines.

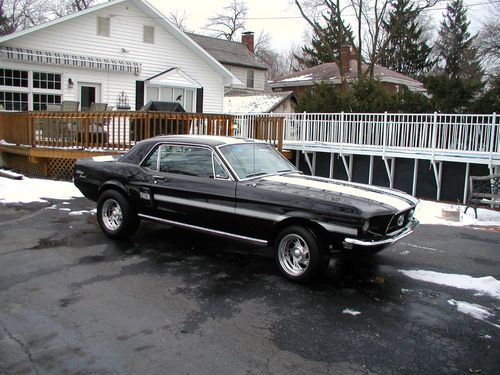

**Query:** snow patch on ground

left=400, top=270, right=500, bottom=299
left=0, top=175, right=498, bottom=229
left=0, top=176, right=83, bottom=203
left=415, top=200, right=500, bottom=227
left=69, top=209, right=96, bottom=216
left=342, top=309, right=361, bottom=316
left=447, top=300, right=494, bottom=320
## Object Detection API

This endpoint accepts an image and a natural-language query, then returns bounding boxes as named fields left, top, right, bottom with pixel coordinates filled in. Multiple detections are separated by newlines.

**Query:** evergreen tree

left=470, top=75, right=500, bottom=113
left=435, top=0, right=482, bottom=81
left=296, top=10, right=354, bottom=68
left=295, top=80, right=401, bottom=113
left=425, top=0, right=483, bottom=112
left=379, top=0, right=434, bottom=79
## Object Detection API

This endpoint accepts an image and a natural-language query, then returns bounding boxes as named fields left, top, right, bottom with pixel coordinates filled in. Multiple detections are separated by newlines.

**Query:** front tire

left=97, top=190, right=139, bottom=239
left=274, top=226, right=329, bottom=283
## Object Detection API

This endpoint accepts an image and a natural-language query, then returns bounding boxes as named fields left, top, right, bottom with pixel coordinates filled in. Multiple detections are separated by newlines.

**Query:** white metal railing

left=233, top=112, right=499, bottom=164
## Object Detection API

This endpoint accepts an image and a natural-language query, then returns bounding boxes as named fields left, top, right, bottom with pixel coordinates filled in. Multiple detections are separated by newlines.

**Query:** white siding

left=227, top=65, right=265, bottom=91
left=1, top=1, right=225, bottom=112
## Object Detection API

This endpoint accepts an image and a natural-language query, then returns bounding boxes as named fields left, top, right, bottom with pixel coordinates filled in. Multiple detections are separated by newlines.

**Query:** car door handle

left=153, top=175, right=167, bottom=183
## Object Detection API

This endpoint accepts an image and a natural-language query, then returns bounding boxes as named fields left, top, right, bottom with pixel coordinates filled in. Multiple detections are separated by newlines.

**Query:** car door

left=139, top=143, right=238, bottom=234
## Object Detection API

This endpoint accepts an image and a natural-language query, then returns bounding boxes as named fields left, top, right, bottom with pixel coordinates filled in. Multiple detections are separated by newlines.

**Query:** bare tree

left=167, top=9, right=190, bottom=32
left=47, top=0, right=96, bottom=18
left=294, top=0, right=438, bottom=78
left=253, top=31, right=287, bottom=79
left=1, top=0, right=48, bottom=33
left=477, top=1, right=500, bottom=79
left=205, top=0, right=248, bottom=41
left=294, top=0, right=354, bottom=80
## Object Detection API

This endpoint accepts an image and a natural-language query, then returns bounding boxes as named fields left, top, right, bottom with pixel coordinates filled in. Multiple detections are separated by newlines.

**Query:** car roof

left=141, top=135, right=262, bottom=148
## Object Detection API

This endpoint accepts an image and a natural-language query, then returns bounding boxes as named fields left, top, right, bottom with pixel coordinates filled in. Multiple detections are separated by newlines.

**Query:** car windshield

left=219, top=143, right=297, bottom=180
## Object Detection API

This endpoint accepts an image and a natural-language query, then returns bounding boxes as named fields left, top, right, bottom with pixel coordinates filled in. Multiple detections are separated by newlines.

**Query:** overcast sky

left=147, top=0, right=496, bottom=53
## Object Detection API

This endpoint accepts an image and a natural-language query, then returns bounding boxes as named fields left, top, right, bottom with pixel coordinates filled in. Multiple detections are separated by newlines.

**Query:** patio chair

left=89, top=103, right=108, bottom=112
left=46, top=104, right=62, bottom=111
left=60, top=101, right=80, bottom=112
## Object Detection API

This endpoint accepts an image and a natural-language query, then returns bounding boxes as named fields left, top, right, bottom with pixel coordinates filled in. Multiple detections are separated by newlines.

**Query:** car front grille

left=368, top=208, right=415, bottom=237
left=386, top=209, right=414, bottom=235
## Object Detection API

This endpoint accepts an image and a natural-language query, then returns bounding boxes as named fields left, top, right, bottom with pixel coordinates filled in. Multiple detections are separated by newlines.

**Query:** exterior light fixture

left=68, top=78, right=74, bottom=88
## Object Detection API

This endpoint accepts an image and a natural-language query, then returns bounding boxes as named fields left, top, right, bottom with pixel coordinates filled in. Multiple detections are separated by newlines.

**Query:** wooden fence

left=0, top=111, right=237, bottom=151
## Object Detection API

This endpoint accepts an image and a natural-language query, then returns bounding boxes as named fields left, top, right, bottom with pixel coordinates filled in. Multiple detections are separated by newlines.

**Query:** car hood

left=257, top=173, right=418, bottom=214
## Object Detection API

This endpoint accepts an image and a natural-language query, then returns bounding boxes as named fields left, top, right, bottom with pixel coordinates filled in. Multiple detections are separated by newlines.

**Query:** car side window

left=143, top=147, right=160, bottom=171
left=157, top=145, right=215, bottom=178
left=213, top=156, right=229, bottom=179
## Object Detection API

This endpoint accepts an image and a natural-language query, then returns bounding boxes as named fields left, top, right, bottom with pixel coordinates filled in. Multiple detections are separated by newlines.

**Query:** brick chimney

left=241, top=31, right=254, bottom=54
left=340, top=44, right=352, bottom=76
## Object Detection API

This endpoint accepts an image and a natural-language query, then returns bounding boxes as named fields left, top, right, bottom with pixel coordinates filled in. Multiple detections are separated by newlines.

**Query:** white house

left=0, top=0, right=239, bottom=113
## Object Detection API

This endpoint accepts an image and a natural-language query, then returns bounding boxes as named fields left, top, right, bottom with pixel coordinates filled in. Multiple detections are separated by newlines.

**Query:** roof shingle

left=188, top=33, right=267, bottom=70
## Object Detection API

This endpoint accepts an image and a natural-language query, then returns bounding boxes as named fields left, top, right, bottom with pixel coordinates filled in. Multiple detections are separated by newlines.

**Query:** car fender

left=98, top=180, right=129, bottom=198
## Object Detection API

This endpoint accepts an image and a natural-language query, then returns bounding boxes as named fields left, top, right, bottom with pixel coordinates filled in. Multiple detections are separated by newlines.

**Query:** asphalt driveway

left=0, top=197, right=499, bottom=375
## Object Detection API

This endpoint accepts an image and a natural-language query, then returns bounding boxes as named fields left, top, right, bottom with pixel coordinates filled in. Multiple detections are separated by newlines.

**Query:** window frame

left=97, top=16, right=110, bottom=37
left=143, top=25, right=155, bottom=44
left=141, top=143, right=232, bottom=181
left=0, top=68, right=63, bottom=111
left=246, top=69, right=255, bottom=89
left=145, top=84, right=196, bottom=112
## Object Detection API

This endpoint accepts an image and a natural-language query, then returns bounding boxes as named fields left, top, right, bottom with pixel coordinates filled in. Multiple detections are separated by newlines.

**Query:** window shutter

left=135, top=81, right=145, bottom=110
left=196, top=88, right=203, bottom=113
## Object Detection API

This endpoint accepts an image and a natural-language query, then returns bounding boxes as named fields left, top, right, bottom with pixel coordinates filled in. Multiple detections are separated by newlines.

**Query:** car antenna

left=252, top=139, right=256, bottom=177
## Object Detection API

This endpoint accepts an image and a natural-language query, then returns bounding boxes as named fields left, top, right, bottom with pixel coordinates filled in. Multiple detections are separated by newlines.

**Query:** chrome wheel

left=101, top=198, right=123, bottom=231
left=278, top=233, right=311, bottom=276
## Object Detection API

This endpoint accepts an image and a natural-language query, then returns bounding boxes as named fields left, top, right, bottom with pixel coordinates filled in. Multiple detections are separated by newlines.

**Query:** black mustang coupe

left=74, top=135, right=419, bottom=283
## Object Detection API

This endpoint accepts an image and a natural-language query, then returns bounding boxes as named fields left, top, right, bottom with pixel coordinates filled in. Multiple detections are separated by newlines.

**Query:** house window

left=33, top=72, right=61, bottom=90
left=97, top=16, right=110, bottom=37
left=0, top=69, right=28, bottom=88
left=0, top=69, right=63, bottom=111
left=246, top=69, right=255, bottom=88
left=146, top=85, right=196, bottom=112
left=32, top=93, right=62, bottom=111
left=143, top=25, right=155, bottom=44
left=0, top=92, right=28, bottom=111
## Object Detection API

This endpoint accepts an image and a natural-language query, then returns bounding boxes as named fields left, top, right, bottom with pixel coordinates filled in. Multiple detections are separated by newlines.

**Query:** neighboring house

left=189, top=32, right=296, bottom=113
left=270, top=45, right=425, bottom=96
left=0, top=0, right=239, bottom=113
left=188, top=32, right=267, bottom=93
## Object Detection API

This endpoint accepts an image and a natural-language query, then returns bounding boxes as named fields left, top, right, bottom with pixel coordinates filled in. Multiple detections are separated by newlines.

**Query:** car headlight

left=397, top=214, right=405, bottom=227
left=362, top=220, right=370, bottom=233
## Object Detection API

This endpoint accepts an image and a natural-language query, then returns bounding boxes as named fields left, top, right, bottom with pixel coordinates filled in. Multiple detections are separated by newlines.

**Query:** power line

left=243, top=0, right=500, bottom=20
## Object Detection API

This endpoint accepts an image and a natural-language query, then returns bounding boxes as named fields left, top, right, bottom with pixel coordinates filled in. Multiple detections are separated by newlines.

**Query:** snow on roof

left=224, top=92, right=292, bottom=113
left=270, top=61, right=423, bottom=90
left=279, top=74, right=313, bottom=83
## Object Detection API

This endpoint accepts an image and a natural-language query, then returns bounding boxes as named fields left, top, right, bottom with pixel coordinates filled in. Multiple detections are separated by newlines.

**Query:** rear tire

left=97, top=190, right=139, bottom=239
left=274, top=225, right=330, bottom=283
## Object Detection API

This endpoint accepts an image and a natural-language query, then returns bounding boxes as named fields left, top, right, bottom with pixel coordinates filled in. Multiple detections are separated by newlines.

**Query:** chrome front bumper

left=343, top=219, right=419, bottom=248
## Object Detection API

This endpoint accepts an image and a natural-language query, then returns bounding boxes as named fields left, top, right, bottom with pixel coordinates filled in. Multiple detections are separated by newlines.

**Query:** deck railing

left=1, top=110, right=498, bottom=165
left=234, top=112, right=499, bottom=164
left=0, top=111, right=234, bottom=150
